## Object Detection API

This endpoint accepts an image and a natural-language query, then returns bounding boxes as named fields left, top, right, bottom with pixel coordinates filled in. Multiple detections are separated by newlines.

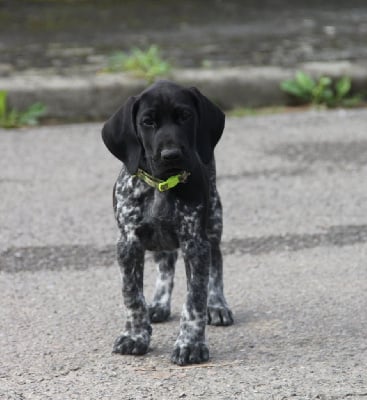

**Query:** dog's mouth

left=157, top=167, right=187, bottom=180
left=164, top=167, right=184, bottom=175
left=150, top=159, right=189, bottom=179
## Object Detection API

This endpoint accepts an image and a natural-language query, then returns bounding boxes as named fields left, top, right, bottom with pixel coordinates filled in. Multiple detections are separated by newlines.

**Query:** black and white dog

left=102, top=80, right=233, bottom=365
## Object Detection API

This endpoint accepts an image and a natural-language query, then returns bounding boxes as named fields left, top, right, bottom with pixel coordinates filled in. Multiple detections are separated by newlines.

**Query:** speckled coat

left=102, top=81, right=233, bottom=365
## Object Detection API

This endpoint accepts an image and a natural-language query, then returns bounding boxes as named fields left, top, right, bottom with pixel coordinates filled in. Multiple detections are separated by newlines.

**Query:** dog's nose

left=161, top=148, right=182, bottom=161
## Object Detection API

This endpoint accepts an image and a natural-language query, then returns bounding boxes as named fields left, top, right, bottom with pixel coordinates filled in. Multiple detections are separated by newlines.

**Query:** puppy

left=102, top=80, right=233, bottom=365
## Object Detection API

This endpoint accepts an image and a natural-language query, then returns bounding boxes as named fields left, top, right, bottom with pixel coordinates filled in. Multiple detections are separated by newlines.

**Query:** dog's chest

left=138, top=191, right=181, bottom=251
left=115, top=172, right=203, bottom=251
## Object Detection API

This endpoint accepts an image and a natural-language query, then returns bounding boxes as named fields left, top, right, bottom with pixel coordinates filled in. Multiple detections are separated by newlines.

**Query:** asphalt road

left=1, top=109, right=367, bottom=399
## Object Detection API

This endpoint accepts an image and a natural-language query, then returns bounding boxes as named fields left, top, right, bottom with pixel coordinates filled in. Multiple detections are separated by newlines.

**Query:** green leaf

left=295, top=71, right=315, bottom=92
left=0, top=90, right=7, bottom=118
left=318, top=76, right=332, bottom=88
left=321, top=89, right=335, bottom=107
left=0, top=88, right=46, bottom=128
left=312, top=77, right=332, bottom=104
left=280, top=80, right=311, bottom=100
left=103, top=45, right=171, bottom=81
left=281, top=71, right=361, bottom=108
left=19, top=102, right=46, bottom=126
left=335, top=76, right=351, bottom=99
left=6, top=109, right=19, bottom=128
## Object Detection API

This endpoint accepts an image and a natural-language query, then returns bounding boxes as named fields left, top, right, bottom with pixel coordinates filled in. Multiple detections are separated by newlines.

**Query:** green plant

left=103, top=45, right=171, bottom=82
left=0, top=90, right=46, bottom=128
left=281, top=72, right=362, bottom=108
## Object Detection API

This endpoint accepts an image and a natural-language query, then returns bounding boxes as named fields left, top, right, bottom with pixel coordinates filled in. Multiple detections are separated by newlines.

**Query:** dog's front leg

left=171, top=237, right=210, bottom=365
left=112, top=236, right=151, bottom=355
left=149, top=251, right=178, bottom=322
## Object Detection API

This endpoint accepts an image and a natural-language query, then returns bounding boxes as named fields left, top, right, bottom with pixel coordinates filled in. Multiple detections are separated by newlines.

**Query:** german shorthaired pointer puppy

left=102, top=80, right=233, bottom=365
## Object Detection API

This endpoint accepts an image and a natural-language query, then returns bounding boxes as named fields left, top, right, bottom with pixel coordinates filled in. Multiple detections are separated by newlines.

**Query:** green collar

left=134, top=168, right=191, bottom=192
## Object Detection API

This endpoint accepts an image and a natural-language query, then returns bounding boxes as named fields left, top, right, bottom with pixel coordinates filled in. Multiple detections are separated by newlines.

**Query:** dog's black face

left=102, top=80, right=225, bottom=177
left=135, top=85, right=197, bottom=179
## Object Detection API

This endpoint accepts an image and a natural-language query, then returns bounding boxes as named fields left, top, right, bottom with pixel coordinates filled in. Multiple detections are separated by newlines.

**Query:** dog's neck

left=134, top=169, right=191, bottom=192
left=164, top=163, right=210, bottom=206
left=135, top=156, right=210, bottom=204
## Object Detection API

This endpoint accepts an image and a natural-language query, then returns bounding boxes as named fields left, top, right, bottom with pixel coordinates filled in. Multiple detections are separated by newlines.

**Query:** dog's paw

left=207, top=305, right=234, bottom=326
left=148, top=303, right=171, bottom=323
left=112, top=331, right=151, bottom=355
left=171, top=341, right=209, bottom=366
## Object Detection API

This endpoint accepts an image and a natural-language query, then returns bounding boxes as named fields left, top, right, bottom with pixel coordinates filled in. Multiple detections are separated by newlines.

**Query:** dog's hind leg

left=207, top=187, right=234, bottom=326
left=149, top=251, right=177, bottom=322
left=207, top=239, right=234, bottom=326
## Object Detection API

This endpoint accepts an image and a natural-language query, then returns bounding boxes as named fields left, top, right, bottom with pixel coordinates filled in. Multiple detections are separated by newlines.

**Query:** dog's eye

left=177, top=109, right=192, bottom=123
left=142, top=118, right=156, bottom=128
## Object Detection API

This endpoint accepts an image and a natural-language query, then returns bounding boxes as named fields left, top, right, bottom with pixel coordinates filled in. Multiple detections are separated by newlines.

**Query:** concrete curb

left=1, top=61, right=366, bottom=120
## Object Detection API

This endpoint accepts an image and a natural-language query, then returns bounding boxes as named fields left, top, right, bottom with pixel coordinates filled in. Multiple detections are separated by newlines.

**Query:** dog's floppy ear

left=102, top=96, right=141, bottom=174
left=189, top=87, right=225, bottom=164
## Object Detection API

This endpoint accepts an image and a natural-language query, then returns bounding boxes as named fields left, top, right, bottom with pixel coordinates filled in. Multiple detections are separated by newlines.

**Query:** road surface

left=1, top=109, right=366, bottom=399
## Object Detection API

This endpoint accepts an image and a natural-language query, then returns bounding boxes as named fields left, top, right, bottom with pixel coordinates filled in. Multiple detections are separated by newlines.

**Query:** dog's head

left=102, top=80, right=225, bottom=178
